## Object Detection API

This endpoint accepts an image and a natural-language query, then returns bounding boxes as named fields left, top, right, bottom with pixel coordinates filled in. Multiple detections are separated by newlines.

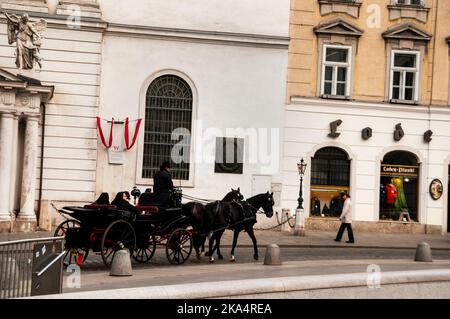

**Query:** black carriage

left=54, top=189, right=194, bottom=268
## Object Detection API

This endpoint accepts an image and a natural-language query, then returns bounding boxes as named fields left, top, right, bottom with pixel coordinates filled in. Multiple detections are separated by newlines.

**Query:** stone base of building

left=0, top=220, right=37, bottom=234
left=306, top=217, right=442, bottom=235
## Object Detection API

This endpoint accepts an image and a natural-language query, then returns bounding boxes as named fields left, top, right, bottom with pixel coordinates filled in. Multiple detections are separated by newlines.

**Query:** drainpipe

left=424, top=0, right=439, bottom=233
left=36, top=102, right=46, bottom=226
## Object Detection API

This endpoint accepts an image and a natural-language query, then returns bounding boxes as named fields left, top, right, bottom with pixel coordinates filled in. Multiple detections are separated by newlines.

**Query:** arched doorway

left=310, top=147, right=350, bottom=217
left=380, top=151, right=419, bottom=222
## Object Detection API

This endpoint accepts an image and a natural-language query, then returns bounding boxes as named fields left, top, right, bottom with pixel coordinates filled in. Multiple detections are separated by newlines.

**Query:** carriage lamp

left=131, top=186, right=141, bottom=205
left=294, top=157, right=307, bottom=236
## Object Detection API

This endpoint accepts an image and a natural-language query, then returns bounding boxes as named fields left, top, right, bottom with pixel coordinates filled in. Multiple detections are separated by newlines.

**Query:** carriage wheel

left=166, top=229, right=192, bottom=265
left=54, top=220, right=89, bottom=266
left=101, top=220, right=136, bottom=268
left=133, top=235, right=157, bottom=263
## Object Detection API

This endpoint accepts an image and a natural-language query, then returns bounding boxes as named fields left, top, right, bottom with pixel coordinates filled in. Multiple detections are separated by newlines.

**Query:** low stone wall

left=305, top=217, right=442, bottom=235
left=33, top=269, right=450, bottom=299
left=0, top=220, right=37, bottom=233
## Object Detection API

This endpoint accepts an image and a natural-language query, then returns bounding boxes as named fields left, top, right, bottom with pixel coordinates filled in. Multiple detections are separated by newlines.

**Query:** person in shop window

left=385, top=181, right=398, bottom=218
left=330, top=195, right=343, bottom=217
left=311, top=197, right=321, bottom=216
left=334, top=192, right=354, bottom=244
left=392, top=177, right=408, bottom=218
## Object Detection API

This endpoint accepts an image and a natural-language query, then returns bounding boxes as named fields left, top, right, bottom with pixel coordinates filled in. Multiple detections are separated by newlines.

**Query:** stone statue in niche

left=4, top=11, right=47, bottom=70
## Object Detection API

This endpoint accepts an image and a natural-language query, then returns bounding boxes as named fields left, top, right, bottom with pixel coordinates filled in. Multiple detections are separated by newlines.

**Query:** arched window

left=309, top=147, right=351, bottom=218
left=311, top=147, right=350, bottom=186
left=380, top=150, right=420, bottom=222
left=142, top=75, right=193, bottom=181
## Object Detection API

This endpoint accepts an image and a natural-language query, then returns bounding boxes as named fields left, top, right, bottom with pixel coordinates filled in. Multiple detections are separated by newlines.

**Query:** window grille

left=311, top=147, right=350, bottom=186
left=142, top=75, right=193, bottom=181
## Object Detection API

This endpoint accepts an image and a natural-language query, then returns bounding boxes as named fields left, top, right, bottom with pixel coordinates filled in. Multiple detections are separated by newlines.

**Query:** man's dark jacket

left=153, top=169, right=174, bottom=205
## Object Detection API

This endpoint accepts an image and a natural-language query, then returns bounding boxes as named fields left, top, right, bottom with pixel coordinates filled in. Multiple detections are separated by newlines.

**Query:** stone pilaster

left=0, top=112, right=15, bottom=221
left=9, top=113, right=20, bottom=216
left=17, top=115, right=40, bottom=221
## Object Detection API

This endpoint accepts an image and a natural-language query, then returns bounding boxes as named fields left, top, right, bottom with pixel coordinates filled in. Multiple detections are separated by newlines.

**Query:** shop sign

left=327, top=120, right=433, bottom=143
left=380, top=165, right=419, bottom=176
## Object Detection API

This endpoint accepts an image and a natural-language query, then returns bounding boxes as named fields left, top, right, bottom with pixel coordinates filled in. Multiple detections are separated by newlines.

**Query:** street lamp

left=297, top=158, right=307, bottom=209
left=294, top=157, right=307, bottom=236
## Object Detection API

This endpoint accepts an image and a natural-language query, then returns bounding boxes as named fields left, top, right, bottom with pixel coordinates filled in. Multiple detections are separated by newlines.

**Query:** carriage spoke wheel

left=166, top=229, right=192, bottom=265
left=133, top=235, right=157, bottom=263
left=54, top=220, right=89, bottom=267
left=101, top=220, right=136, bottom=268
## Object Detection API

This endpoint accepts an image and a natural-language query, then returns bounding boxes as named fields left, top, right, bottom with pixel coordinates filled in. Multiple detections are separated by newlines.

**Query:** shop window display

left=310, top=147, right=350, bottom=218
left=380, top=151, right=419, bottom=222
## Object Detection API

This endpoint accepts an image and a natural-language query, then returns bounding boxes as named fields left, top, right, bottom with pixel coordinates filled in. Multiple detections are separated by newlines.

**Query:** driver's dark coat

left=153, top=169, right=174, bottom=206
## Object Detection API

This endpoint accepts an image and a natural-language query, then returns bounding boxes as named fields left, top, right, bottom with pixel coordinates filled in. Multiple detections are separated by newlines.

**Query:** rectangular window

left=390, top=51, right=420, bottom=103
left=395, top=0, right=423, bottom=6
left=321, top=45, right=352, bottom=98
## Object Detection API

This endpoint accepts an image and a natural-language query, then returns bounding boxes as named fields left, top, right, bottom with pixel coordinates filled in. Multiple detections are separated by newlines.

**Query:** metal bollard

left=414, top=242, right=433, bottom=262
left=263, top=244, right=282, bottom=265
left=110, top=248, right=133, bottom=276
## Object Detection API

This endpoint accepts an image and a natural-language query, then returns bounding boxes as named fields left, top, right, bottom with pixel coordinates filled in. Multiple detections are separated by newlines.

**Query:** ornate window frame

left=318, top=0, right=362, bottom=19
left=314, top=17, right=363, bottom=100
left=382, top=23, right=431, bottom=105
left=387, top=0, right=430, bottom=23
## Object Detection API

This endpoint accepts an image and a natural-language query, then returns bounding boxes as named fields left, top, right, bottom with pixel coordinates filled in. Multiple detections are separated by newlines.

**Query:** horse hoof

left=218, top=255, right=224, bottom=260
left=254, top=255, right=259, bottom=261
left=196, top=254, right=201, bottom=260
left=209, top=257, right=215, bottom=263
left=230, top=256, right=236, bottom=262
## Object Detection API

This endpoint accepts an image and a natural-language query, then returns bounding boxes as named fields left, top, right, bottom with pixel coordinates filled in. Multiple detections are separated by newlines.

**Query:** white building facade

left=281, top=98, right=450, bottom=235
left=0, top=0, right=290, bottom=232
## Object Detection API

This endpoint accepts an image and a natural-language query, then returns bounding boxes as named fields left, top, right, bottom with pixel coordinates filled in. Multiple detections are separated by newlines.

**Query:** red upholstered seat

left=136, top=205, right=160, bottom=214
left=83, top=204, right=117, bottom=209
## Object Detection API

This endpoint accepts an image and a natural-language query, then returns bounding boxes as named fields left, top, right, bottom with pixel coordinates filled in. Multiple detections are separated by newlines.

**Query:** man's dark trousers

left=335, top=223, right=354, bottom=242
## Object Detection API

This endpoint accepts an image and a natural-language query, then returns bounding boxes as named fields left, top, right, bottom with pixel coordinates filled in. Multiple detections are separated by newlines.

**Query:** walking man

left=334, top=192, right=354, bottom=243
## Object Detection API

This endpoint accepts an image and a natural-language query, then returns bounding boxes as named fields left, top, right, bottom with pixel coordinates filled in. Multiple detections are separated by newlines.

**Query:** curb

left=32, top=268, right=450, bottom=299
left=219, top=244, right=450, bottom=251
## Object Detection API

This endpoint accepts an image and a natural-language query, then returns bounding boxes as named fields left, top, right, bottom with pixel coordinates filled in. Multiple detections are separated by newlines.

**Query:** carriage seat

left=136, top=205, right=160, bottom=214
left=83, top=204, right=117, bottom=209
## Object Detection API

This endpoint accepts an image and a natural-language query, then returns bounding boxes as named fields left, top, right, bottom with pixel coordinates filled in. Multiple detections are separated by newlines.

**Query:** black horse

left=182, top=188, right=244, bottom=259
left=204, top=191, right=274, bottom=262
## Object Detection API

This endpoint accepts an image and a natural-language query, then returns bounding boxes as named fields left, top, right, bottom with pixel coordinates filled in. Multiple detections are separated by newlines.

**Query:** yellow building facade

left=288, top=0, right=450, bottom=105
left=282, top=0, right=450, bottom=234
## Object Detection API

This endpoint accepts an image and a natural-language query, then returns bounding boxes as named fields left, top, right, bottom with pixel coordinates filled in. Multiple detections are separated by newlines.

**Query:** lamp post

left=294, top=158, right=307, bottom=236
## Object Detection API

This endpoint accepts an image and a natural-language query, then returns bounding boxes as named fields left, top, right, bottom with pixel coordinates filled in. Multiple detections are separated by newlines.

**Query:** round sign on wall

left=429, top=179, right=443, bottom=200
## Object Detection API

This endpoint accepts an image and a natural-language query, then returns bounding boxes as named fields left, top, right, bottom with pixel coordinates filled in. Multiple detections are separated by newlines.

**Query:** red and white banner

left=96, top=116, right=114, bottom=148
left=96, top=116, right=142, bottom=151
left=124, top=117, right=142, bottom=150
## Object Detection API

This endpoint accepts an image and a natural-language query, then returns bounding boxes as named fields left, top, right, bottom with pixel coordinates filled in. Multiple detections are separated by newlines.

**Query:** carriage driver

left=153, top=161, right=174, bottom=206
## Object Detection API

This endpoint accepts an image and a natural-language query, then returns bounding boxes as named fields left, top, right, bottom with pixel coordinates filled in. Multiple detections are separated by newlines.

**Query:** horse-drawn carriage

left=54, top=188, right=194, bottom=268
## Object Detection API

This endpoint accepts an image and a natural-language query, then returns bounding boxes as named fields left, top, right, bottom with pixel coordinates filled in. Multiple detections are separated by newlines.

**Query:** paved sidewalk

left=220, top=229, right=450, bottom=250
left=1, top=229, right=450, bottom=249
